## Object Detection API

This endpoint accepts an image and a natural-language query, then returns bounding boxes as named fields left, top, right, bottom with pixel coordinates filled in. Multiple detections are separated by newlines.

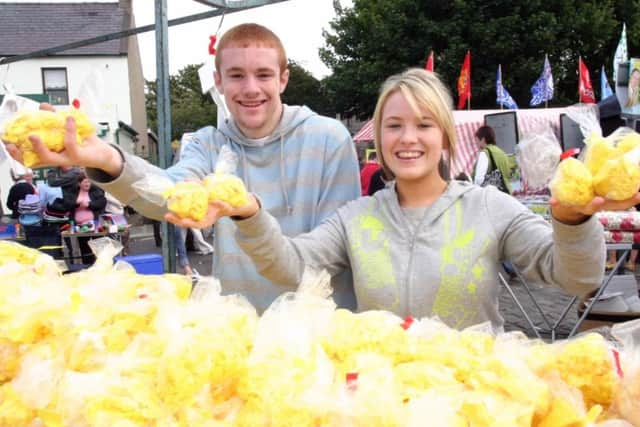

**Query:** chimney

left=119, top=0, right=132, bottom=12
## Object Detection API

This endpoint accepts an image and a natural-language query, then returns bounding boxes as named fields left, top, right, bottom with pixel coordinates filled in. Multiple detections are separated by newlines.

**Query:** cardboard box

left=115, top=253, right=163, bottom=275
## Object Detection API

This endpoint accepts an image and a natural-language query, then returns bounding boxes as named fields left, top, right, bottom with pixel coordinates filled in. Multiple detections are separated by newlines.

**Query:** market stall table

left=60, top=228, right=127, bottom=266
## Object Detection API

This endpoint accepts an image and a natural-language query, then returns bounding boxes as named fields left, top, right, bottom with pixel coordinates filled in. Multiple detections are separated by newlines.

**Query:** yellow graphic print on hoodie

left=433, top=202, right=491, bottom=328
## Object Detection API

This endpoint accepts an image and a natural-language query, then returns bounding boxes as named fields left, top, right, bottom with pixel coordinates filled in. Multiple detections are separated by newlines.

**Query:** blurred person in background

left=360, top=151, right=381, bottom=196
left=65, top=174, right=106, bottom=264
left=6, top=168, right=36, bottom=219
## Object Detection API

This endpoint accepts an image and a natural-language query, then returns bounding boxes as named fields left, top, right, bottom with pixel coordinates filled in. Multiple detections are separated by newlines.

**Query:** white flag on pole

left=613, top=23, right=628, bottom=85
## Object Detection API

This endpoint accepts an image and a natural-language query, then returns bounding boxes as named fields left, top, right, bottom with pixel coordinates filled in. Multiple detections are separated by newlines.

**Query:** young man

left=7, top=23, right=360, bottom=311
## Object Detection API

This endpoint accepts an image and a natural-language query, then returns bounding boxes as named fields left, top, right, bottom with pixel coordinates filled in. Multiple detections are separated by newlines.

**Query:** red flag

left=578, top=57, right=596, bottom=103
left=424, top=51, right=434, bottom=72
left=457, top=51, right=471, bottom=109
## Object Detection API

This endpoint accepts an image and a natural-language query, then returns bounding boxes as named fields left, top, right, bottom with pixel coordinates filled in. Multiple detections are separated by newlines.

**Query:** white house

left=0, top=0, right=147, bottom=212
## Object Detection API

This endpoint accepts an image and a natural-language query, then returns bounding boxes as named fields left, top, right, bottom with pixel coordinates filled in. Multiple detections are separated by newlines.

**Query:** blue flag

left=496, top=65, right=518, bottom=109
left=530, top=55, right=554, bottom=106
left=600, top=65, right=614, bottom=100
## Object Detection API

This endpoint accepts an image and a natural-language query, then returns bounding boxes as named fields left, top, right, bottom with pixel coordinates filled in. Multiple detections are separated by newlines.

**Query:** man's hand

left=550, top=192, right=640, bottom=225
left=164, top=193, right=260, bottom=229
left=4, top=105, right=124, bottom=177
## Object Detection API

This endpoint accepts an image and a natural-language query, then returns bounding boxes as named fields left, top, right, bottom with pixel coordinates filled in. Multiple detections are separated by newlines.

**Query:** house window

left=42, top=68, right=69, bottom=105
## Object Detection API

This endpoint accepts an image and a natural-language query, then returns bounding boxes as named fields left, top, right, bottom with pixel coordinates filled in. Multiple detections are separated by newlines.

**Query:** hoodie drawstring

left=236, top=140, right=252, bottom=191
left=224, top=132, right=292, bottom=216
left=279, top=136, right=293, bottom=215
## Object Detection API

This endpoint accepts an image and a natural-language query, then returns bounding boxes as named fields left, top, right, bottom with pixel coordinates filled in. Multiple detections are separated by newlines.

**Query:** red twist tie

left=560, top=148, right=580, bottom=161
left=611, top=348, right=624, bottom=378
left=345, top=372, right=358, bottom=391
left=401, top=316, right=414, bottom=330
left=208, top=35, right=217, bottom=55
left=138, top=293, right=148, bottom=299
left=72, top=98, right=80, bottom=109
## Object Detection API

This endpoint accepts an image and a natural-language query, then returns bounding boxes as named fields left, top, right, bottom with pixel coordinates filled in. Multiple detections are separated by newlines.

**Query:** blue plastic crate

left=0, top=223, right=16, bottom=239
left=115, top=253, right=163, bottom=275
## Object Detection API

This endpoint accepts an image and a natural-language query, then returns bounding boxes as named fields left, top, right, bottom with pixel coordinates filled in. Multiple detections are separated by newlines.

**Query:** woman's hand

left=164, top=193, right=260, bottom=229
left=550, top=193, right=640, bottom=225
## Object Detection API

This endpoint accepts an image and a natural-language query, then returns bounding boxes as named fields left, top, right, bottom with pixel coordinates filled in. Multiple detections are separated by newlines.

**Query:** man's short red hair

left=215, top=23, right=287, bottom=73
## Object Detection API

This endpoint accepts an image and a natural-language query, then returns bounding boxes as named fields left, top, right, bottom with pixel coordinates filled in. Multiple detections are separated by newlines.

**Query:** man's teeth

left=397, top=151, right=422, bottom=159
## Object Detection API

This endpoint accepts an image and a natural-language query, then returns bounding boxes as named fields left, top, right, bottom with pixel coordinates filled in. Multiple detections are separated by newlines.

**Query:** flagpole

left=578, top=55, right=581, bottom=103
left=499, top=64, right=503, bottom=110
left=545, top=54, right=550, bottom=108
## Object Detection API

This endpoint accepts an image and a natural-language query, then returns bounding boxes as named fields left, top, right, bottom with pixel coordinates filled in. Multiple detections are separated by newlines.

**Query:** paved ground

left=126, top=223, right=632, bottom=341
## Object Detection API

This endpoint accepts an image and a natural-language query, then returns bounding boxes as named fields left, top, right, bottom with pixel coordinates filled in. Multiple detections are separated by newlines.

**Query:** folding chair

left=500, top=242, right=633, bottom=341
left=499, top=269, right=576, bottom=342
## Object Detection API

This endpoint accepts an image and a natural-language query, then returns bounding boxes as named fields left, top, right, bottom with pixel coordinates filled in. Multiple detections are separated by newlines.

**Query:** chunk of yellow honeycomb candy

left=584, top=135, right=617, bottom=177
left=549, top=158, right=594, bottom=206
left=163, top=181, right=209, bottom=221
left=615, top=131, right=640, bottom=156
left=203, top=173, right=248, bottom=207
left=593, top=155, right=640, bottom=200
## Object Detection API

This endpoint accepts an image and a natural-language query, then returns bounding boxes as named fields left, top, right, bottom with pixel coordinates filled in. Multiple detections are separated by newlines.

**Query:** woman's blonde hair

left=372, top=68, right=456, bottom=180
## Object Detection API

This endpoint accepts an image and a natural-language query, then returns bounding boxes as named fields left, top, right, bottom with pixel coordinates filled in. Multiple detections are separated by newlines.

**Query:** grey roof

left=0, top=2, right=130, bottom=57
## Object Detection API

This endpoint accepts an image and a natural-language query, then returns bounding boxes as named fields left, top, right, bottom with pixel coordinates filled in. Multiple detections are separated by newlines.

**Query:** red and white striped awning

left=351, top=105, right=598, bottom=178
left=353, top=120, right=374, bottom=143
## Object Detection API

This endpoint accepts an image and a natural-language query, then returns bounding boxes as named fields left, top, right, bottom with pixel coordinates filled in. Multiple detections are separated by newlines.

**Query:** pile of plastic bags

left=0, top=240, right=639, bottom=426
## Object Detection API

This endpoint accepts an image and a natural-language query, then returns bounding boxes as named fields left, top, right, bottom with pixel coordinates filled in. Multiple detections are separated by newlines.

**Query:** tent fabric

left=351, top=105, right=599, bottom=178
left=353, top=120, right=374, bottom=143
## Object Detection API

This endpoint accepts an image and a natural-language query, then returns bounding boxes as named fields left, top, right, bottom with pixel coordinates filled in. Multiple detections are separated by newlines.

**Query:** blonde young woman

left=170, top=68, right=639, bottom=331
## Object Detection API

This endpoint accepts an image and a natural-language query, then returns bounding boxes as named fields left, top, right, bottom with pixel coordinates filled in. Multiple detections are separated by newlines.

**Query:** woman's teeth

left=397, top=151, right=422, bottom=159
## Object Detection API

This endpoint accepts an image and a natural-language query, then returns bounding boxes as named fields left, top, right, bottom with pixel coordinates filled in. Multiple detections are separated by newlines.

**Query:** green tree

left=321, top=0, right=640, bottom=118
left=282, top=60, right=336, bottom=116
left=145, top=64, right=218, bottom=141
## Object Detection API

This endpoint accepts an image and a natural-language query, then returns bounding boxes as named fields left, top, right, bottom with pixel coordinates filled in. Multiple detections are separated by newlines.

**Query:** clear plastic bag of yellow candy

left=608, top=320, right=640, bottom=425
left=0, top=91, right=40, bottom=135
left=0, top=75, right=104, bottom=167
left=326, top=354, right=406, bottom=426
left=549, top=157, right=594, bottom=206
left=593, top=146, right=640, bottom=200
left=1, top=108, right=95, bottom=167
left=584, top=127, right=639, bottom=176
left=163, top=180, right=209, bottom=221
left=203, top=144, right=248, bottom=207
left=132, top=174, right=210, bottom=221
left=252, top=267, right=336, bottom=359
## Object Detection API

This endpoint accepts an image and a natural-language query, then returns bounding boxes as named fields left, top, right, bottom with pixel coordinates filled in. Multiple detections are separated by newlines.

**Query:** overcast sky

left=13, top=0, right=350, bottom=80
left=131, top=0, right=349, bottom=81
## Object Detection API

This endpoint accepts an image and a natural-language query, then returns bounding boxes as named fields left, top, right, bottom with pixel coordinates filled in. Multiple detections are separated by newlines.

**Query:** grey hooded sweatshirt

left=234, top=181, right=605, bottom=330
left=88, top=105, right=361, bottom=311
